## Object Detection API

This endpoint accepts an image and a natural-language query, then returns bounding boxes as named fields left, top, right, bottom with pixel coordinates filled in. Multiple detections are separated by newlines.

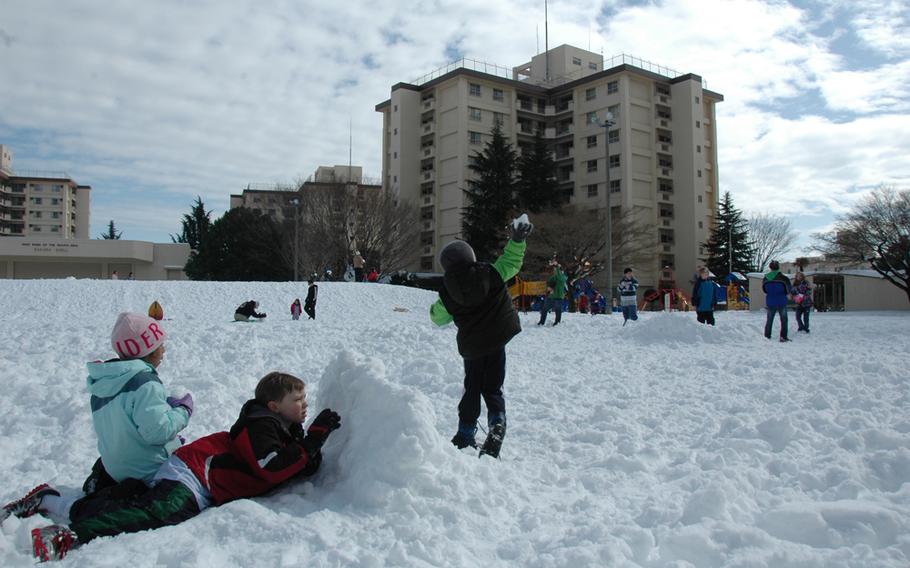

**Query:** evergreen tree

left=171, top=196, right=212, bottom=250
left=702, top=191, right=756, bottom=277
left=515, top=129, right=561, bottom=213
left=100, top=220, right=122, bottom=240
left=462, top=122, right=517, bottom=261
left=185, top=208, right=290, bottom=281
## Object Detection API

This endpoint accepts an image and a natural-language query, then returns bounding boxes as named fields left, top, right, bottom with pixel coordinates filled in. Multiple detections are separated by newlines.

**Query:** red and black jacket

left=174, top=399, right=320, bottom=505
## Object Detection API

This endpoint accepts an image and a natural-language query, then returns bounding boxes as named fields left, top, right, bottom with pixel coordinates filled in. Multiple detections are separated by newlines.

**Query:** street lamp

left=594, top=111, right=616, bottom=312
left=289, top=197, right=300, bottom=281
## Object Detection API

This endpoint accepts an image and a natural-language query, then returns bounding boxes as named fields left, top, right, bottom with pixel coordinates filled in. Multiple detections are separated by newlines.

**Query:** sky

left=1, top=0, right=908, bottom=258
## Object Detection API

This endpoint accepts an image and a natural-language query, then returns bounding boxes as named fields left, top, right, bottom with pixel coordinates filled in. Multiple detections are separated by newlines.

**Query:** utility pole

left=290, top=197, right=300, bottom=281
left=595, top=111, right=616, bottom=311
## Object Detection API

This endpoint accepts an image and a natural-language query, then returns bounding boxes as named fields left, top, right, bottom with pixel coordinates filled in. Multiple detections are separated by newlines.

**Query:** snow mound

left=621, top=312, right=753, bottom=344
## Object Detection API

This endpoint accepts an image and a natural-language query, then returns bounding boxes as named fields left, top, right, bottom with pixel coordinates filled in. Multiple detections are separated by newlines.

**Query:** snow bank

left=0, top=280, right=909, bottom=566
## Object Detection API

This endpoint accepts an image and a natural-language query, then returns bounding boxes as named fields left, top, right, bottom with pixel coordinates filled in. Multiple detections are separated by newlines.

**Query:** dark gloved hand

left=288, top=421, right=306, bottom=444
left=302, top=409, right=341, bottom=453
left=167, top=393, right=194, bottom=418
left=509, top=220, right=534, bottom=243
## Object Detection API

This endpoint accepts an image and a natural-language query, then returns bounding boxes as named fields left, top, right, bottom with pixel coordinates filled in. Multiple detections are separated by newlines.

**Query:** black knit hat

left=769, top=260, right=780, bottom=270
left=438, top=240, right=476, bottom=272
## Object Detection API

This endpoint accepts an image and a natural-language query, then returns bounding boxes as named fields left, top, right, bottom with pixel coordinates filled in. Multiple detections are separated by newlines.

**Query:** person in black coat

left=234, top=301, right=267, bottom=322
left=304, top=279, right=318, bottom=320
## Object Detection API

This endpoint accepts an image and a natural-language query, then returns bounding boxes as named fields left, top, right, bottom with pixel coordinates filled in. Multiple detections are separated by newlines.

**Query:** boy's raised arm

left=430, top=299, right=453, bottom=326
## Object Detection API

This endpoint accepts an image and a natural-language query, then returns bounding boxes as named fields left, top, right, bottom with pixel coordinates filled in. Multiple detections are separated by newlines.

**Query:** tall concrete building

left=0, top=145, right=91, bottom=239
left=376, top=45, right=723, bottom=290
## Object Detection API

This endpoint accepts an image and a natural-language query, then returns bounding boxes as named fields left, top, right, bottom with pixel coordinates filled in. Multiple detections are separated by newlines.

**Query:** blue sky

left=1, top=0, right=908, bottom=259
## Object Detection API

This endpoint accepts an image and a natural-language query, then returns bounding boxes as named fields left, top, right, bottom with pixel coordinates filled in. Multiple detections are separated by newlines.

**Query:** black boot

left=479, top=423, right=506, bottom=458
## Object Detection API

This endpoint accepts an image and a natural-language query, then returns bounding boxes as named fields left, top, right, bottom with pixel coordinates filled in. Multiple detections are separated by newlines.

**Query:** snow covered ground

left=1, top=278, right=909, bottom=567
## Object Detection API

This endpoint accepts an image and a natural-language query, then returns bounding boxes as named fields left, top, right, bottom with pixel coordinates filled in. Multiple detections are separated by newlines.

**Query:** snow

left=1, top=279, right=909, bottom=567
left=512, top=213, right=529, bottom=228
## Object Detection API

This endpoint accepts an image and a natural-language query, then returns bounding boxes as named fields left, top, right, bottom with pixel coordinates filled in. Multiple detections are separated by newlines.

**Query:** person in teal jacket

left=537, top=263, right=567, bottom=326
left=430, top=215, right=533, bottom=458
left=87, top=313, right=193, bottom=488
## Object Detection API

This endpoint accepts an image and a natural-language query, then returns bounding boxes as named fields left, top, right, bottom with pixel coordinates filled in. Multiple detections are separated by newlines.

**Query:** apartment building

left=0, top=145, right=91, bottom=239
left=375, top=45, right=723, bottom=289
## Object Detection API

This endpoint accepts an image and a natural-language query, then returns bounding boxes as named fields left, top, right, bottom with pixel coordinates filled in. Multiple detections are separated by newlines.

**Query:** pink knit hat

left=111, top=312, right=166, bottom=359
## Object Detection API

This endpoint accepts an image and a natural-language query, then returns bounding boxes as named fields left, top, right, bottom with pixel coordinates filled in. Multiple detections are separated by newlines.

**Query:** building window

left=697, top=145, right=701, bottom=153
left=698, top=169, right=702, bottom=178
left=698, top=221, right=703, bottom=228
left=32, top=184, right=43, bottom=191
left=33, top=211, right=43, bottom=218
left=608, top=104, right=620, bottom=118
left=470, top=107, right=482, bottom=121
left=493, top=112, right=505, bottom=126
left=30, top=197, right=43, bottom=205
left=394, top=105, right=398, bottom=112
left=572, top=57, right=582, bottom=65
left=393, top=151, right=397, bottom=159
left=696, top=120, right=701, bottom=128
left=393, top=127, right=397, bottom=135
left=607, top=81, right=618, bottom=94
left=393, top=175, right=397, bottom=182
left=585, top=87, right=596, bottom=101
left=588, top=62, right=597, bottom=70
left=695, top=96, right=700, bottom=104
left=469, top=131, right=482, bottom=145
left=51, top=225, right=60, bottom=232
left=586, top=111, right=598, bottom=124
left=469, top=83, right=481, bottom=97
left=587, top=135, right=597, bottom=148
left=698, top=195, right=703, bottom=203
left=610, top=179, right=621, bottom=193
left=587, top=184, right=598, bottom=197
left=587, top=160, right=598, bottom=173
left=608, top=130, right=619, bottom=144
left=53, top=185, right=63, bottom=192
left=52, top=211, right=60, bottom=218
left=609, top=154, right=620, bottom=168
left=493, top=88, right=504, bottom=102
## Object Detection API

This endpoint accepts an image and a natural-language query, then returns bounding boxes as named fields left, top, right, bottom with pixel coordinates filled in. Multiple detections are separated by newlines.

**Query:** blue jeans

left=538, top=297, right=563, bottom=325
left=796, top=305, right=810, bottom=331
left=621, top=304, right=638, bottom=321
left=765, top=306, right=788, bottom=339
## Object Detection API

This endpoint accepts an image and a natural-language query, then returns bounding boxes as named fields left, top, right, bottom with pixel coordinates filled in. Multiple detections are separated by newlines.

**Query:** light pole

left=594, top=111, right=616, bottom=311
left=289, top=197, right=300, bottom=281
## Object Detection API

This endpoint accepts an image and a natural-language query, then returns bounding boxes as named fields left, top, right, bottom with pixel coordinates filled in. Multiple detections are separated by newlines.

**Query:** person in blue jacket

left=691, top=267, right=717, bottom=325
left=762, top=260, right=792, bottom=342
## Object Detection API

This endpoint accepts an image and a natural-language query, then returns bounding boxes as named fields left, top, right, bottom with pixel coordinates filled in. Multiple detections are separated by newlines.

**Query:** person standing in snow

left=430, top=215, right=533, bottom=458
left=290, top=298, right=302, bottom=321
left=691, top=266, right=718, bottom=325
left=537, top=263, right=567, bottom=326
left=617, top=268, right=639, bottom=323
left=234, top=301, right=267, bottom=322
left=77, top=313, right=193, bottom=496
left=762, top=260, right=792, bottom=342
left=366, top=268, right=379, bottom=283
left=304, top=278, right=318, bottom=320
left=110, top=271, right=118, bottom=280
left=352, top=251, right=365, bottom=282
left=4, top=372, right=340, bottom=562
left=792, top=272, right=814, bottom=333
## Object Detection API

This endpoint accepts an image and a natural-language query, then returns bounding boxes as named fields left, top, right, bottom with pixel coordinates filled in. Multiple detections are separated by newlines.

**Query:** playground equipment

left=508, top=276, right=549, bottom=312
left=720, top=272, right=750, bottom=310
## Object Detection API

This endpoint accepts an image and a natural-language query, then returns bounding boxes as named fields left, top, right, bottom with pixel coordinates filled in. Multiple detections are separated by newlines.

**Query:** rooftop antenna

left=544, top=0, right=549, bottom=82
left=536, top=24, right=539, bottom=54
left=348, top=116, right=353, bottom=183
left=588, top=23, right=591, bottom=51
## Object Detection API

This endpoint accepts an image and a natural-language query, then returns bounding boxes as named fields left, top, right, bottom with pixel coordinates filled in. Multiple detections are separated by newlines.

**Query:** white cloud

left=0, top=0, right=908, bottom=243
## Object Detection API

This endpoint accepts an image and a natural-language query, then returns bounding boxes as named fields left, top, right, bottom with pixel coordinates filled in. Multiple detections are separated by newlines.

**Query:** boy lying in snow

left=2, top=372, right=341, bottom=562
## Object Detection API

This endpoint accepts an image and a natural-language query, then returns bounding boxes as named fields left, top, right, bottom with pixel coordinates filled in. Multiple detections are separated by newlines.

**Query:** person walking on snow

left=290, top=299, right=302, bottom=321
left=537, top=263, right=567, bottom=326
left=3, top=372, right=340, bottom=562
left=304, top=278, right=318, bottom=320
left=618, top=268, right=639, bottom=323
left=430, top=214, right=533, bottom=458
left=763, top=260, right=792, bottom=342
left=691, top=266, right=718, bottom=325
left=352, top=251, right=365, bottom=282
left=792, top=271, right=814, bottom=333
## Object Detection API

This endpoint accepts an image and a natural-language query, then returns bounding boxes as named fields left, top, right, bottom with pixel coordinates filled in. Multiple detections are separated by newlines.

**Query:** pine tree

left=461, top=122, right=517, bottom=261
left=100, top=220, right=122, bottom=240
left=702, top=191, right=755, bottom=277
left=171, top=196, right=212, bottom=250
left=515, top=129, right=561, bottom=213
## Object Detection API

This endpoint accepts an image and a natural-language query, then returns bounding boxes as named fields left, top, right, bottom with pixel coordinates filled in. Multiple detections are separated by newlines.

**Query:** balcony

left=421, top=169, right=436, bottom=182
left=654, top=93, right=670, bottom=104
left=554, top=149, right=574, bottom=161
left=421, top=121, right=435, bottom=135
left=421, top=145, right=435, bottom=158
left=421, top=194, right=435, bottom=206
left=421, top=98, right=436, bottom=111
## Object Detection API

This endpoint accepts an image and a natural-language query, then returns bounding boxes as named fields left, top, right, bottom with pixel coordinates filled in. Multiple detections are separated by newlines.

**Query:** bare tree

left=281, top=184, right=420, bottom=280
left=527, top=206, right=658, bottom=287
left=812, top=185, right=910, bottom=303
left=748, top=212, right=797, bottom=270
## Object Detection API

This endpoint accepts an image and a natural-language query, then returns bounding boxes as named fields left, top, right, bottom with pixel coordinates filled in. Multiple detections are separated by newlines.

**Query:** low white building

left=0, top=238, right=190, bottom=280
left=748, top=270, right=909, bottom=311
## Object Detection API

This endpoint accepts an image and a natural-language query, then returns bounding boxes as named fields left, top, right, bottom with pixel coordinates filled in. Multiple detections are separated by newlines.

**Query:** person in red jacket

left=5, top=372, right=341, bottom=562
left=290, top=298, right=302, bottom=320
left=366, top=268, right=379, bottom=282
